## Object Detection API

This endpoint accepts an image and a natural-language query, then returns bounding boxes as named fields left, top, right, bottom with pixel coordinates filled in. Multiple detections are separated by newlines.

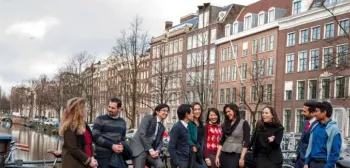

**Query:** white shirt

left=154, top=116, right=162, bottom=139
left=309, top=117, right=316, bottom=124
left=180, top=120, right=188, bottom=129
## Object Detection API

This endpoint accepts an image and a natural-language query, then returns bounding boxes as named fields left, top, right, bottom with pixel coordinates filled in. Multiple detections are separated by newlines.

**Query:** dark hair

left=206, top=108, right=220, bottom=124
left=304, top=101, right=317, bottom=113
left=177, top=104, right=192, bottom=120
left=191, top=102, right=203, bottom=120
left=316, top=101, right=333, bottom=118
left=222, top=103, right=241, bottom=136
left=153, top=104, right=170, bottom=116
left=257, top=106, right=282, bottom=129
left=110, top=97, right=122, bottom=108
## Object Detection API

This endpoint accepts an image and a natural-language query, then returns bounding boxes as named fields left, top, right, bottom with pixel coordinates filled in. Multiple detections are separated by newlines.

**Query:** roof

left=168, top=17, right=198, bottom=31
left=217, top=4, right=234, bottom=21
left=236, top=0, right=294, bottom=21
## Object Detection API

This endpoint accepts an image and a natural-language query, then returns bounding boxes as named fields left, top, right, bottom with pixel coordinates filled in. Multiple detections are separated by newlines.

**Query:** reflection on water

left=0, top=124, right=62, bottom=167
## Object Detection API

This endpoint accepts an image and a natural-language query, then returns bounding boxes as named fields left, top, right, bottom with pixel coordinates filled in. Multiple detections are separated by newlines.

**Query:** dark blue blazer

left=296, top=119, right=317, bottom=160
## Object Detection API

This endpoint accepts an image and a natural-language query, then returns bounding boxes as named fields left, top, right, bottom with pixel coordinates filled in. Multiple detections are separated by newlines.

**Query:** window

left=267, top=57, right=274, bottom=76
left=337, top=44, right=348, bottom=66
left=242, top=63, right=247, bottom=80
left=226, top=66, right=231, bottom=82
left=260, top=37, right=266, bottom=52
left=310, top=49, right=319, bottom=70
left=232, top=88, right=236, bottom=102
left=269, top=35, right=275, bottom=51
left=178, top=56, right=182, bottom=69
left=220, top=67, right=225, bottom=82
left=243, top=41, right=248, bottom=56
left=287, top=32, right=296, bottom=46
left=198, top=13, right=203, bottom=29
left=297, top=81, right=305, bottom=100
left=174, top=40, right=178, bottom=53
left=259, top=13, right=265, bottom=26
left=233, top=23, right=238, bottom=34
left=298, top=51, right=307, bottom=72
left=164, top=44, right=168, bottom=56
left=204, top=11, right=209, bottom=27
left=266, top=84, right=272, bottom=102
left=227, top=47, right=232, bottom=60
left=240, top=87, right=246, bottom=103
left=325, top=23, right=334, bottom=38
left=285, top=81, right=293, bottom=101
left=233, top=44, right=238, bottom=58
left=252, top=39, right=258, bottom=54
left=225, top=24, right=231, bottom=37
left=209, top=69, right=215, bottom=85
left=232, top=64, right=237, bottom=81
left=244, top=15, right=252, bottom=30
left=322, top=78, right=331, bottom=99
left=220, top=89, right=225, bottom=104
left=268, top=9, right=275, bottom=22
left=187, top=36, right=192, bottom=49
left=179, top=38, right=183, bottom=52
left=308, top=80, right=317, bottom=100
left=323, top=47, right=333, bottom=69
left=336, top=77, right=345, bottom=98
left=339, top=19, right=349, bottom=36
left=251, top=86, right=256, bottom=103
left=286, top=54, right=294, bottom=73
left=311, top=26, right=321, bottom=41
left=284, top=109, right=292, bottom=132
left=169, top=41, right=173, bottom=55
left=210, top=29, right=216, bottom=43
left=221, top=48, right=226, bottom=62
left=226, top=88, right=231, bottom=104
left=252, top=61, right=258, bottom=79
left=296, top=109, right=304, bottom=133
left=210, top=47, right=215, bottom=64
left=293, top=1, right=301, bottom=15
left=259, top=60, right=265, bottom=76
left=300, top=29, right=309, bottom=44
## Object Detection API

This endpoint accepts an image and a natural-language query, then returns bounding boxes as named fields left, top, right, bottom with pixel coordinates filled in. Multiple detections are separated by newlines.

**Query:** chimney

left=165, top=21, right=173, bottom=30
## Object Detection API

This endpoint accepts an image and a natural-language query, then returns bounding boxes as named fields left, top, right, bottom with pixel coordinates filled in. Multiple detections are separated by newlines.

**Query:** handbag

left=244, top=130, right=258, bottom=168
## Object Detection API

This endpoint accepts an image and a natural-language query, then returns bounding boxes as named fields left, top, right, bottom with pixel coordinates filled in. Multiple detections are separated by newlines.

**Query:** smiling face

left=302, top=106, right=313, bottom=120
left=225, top=107, right=235, bottom=121
left=262, top=107, right=273, bottom=123
left=193, top=104, right=201, bottom=119
left=107, top=102, right=121, bottom=117
left=156, top=107, right=169, bottom=121
left=208, top=111, right=218, bottom=124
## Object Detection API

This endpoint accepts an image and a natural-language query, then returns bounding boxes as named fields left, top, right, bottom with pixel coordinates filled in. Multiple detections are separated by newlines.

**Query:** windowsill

left=296, top=99, right=305, bottom=101
left=285, top=72, right=294, bottom=74
left=299, top=42, right=309, bottom=45
left=309, top=69, right=319, bottom=71
left=324, top=36, right=334, bottom=39
left=287, top=45, right=295, bottom=48
left=297, top=70, right=306, bottom=73
left=310, top=39, right=321, bottom=42
left=284, top=100, right=293, bottom=102
left=268, top=49, right=275, bottom=52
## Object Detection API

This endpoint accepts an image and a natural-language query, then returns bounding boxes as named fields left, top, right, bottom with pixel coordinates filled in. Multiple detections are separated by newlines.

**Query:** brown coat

left=61, top=125, right=93, bottom=168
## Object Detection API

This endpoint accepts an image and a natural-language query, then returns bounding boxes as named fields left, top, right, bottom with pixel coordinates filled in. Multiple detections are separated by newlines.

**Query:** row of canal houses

left=148, top=0, right=350, bottom=136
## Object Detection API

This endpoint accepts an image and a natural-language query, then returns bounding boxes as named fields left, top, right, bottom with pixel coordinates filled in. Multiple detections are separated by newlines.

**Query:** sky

left=0, top=0, right=258, bottom=95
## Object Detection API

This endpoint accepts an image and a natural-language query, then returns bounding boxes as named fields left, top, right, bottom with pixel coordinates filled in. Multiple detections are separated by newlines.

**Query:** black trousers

left=256, top=154, right=282, bottom=168
left=219, top=152, right=240, bottom=168
left=309, top=160, right=327, bottom=168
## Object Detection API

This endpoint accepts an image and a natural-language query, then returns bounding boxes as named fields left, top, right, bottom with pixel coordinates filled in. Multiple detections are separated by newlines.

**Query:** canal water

left=0, top=124, right=62, bottom=167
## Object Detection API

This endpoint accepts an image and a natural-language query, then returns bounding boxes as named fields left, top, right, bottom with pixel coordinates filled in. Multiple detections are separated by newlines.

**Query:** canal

left=0, top=124, right=63, bottom=167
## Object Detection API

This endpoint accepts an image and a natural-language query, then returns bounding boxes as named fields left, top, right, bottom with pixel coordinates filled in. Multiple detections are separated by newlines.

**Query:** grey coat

left=129, top=115, right=165, bottom=157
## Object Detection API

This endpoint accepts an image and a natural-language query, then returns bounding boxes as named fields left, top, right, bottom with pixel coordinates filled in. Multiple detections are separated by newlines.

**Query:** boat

left=0, top=133, right=14, bottom=166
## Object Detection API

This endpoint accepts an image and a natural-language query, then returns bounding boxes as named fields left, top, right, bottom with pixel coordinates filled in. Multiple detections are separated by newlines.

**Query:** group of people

left=56, top=96, right=342, bottom=168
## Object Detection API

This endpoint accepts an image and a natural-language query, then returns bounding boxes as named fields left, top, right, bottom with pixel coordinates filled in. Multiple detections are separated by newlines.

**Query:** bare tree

left=111, top=15, right=150, bottom=128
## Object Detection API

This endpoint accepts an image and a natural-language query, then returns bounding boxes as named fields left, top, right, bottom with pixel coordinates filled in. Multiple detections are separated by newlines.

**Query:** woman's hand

left=239, top=158, right=245, bottom=167
left=268, top=136, right=275, bottom=142
left=215, top=156, right=220, bottom=167
left=89, top=157, right=98, bottom=168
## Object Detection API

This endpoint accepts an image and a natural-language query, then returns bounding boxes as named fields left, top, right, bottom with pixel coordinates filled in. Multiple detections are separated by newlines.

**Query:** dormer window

left=204, top=10, right=210, bottom=27
left=233, top=22, right=238, bottom=34
left=293, top=0, right=302, bottom=15
left=244, top=14, right=252, bottom=30
left=268, top=8, right=275, bottom=22
left=258, top=12, right=265, bottom=26
left=225, top=24, right=231, bottom=37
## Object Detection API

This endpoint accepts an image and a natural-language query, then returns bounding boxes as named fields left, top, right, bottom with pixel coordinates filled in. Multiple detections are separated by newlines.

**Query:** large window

left=285, top=81, right=293, bottom=101
left=284, top=109, right=292, bottom=132
left=267, top=57, right=274, bottom=76
left=260, top=37, right=266, bottom=52
left=337, top=44, right=348, bottom=67
left=298, top=51, right=307, bottom=72
left=336, top=77, right=345, bottom=98
left=293, top=1, right=301, bottom=15
left=251, top=86, right=256, bottom=103
left=243, top=41, right=248, bottom=56
left=310, top=49, right=319, bottom=70
left=232, top=64, right=237, bottom=81
left=226, top=88, right=231, bottom=104
left=227, top=47, right=232, bottom=60
left=323, top=47, right=333, bottom=69
left=300, top=29, right=309, bottom=44
left=210, top=47, right=215, bottom=64
left=308, top=80, right=317, bottom=100
left=226, top=66, right=231, bottom=82
left=221, top=48, right=226, bottom=62
left=268, top=9, right=275, bottom=22
left=179, top=38, right=183, bottom=52
left=269, top=35, right=275, bottom=51
left=240, top=87, right=246, bottom=103
left=325, top=23, right=334, bottom=38
left=311, top=26, right=321, bottom=41
left=252, top=39, right=258, bottom=54
left=266, top=84, right=272, bottom=102
left=287, top=32, right=296, bottom=46
left=220, top=89, right=225, bottom=104
left=233, top=44, right=238, bottom=58
left=232, top=88, right=236, bottom=102
left=297, top=81, right=305, bottom=100
left=244, top=15, right=252, bottom=30
left=286, top=54, right=294, bottom=73
left=339, top=19, right=349, bottom=36
left=322, top=78, right=331, bottom=99
left=296, top=109, right=304, bottom=133
left=242, top=63, right=247, bottom=80
left=220, top=67, right=225, bottom=83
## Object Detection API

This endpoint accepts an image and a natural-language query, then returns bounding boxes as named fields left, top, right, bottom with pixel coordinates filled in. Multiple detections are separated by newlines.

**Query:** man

left=304, top=101, right=342, bottom=168
left=92, top=98, right=131, bottom=168
left=295, top=101, right=317, bottom=168
left=129, top=104, right=170, bottom=168
left=168, top=104, right=194, bottom=168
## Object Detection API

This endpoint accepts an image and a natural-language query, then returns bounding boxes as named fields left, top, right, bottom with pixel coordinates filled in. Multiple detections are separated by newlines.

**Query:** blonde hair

left=59, top=97, right=86, bottom=136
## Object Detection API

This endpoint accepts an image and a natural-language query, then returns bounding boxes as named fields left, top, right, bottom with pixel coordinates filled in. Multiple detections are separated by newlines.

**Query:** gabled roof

left=236, top=0, right=294, bottom=21
left=217, top=4, right=234, bottom=21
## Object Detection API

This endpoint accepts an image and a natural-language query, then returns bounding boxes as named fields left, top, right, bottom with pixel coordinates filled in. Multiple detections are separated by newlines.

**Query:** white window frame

left=308, top=79, right=318, bottom=100
left=287, top=32, right=296, bottom=47
left=286, top=53, right=295, bottom=73
left=309, top=49, right=320, bottom=71
left=295, top=108, right=304, bottom=132
left=296, top=80, right=306, bottom=100
left=269, top=34, right=275, bottom=51
left=338, top=18, right=350, bottom=36
left=320, top=77, right=331, bottom=99
left=311, top=25, right=321, bottom=41
left=322, top=46, right=333, bottom=69
left=336, top=43, right=348, bottom=67
left=268, top=7, right=275, bottom=22
left=225, top=24, right=231, bottom=37
left=293, top=0, right=302, bottom=15
left=244, top=13, right=253, bottom=30
left=260, top=37, right=266, bottom=53
left=258, top=11, right=265, bottom=26
left=298, top=50, right=308, bottom=72
left=334, top=76, right=346, bottom=98
left=299, top=28, right=309, bottom=44
left=284, top=81, right=293, bottom=101
left=233, top=22, right=239, bottom=34
left=324, top=22, right=335, bottom=39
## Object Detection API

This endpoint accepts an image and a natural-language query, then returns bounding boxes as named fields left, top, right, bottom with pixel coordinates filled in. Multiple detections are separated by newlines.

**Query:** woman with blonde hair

left=59, top=97, right=98, bottom=168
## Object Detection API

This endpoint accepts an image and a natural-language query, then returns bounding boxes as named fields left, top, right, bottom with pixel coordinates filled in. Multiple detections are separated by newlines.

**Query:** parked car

left=125, top=129, right=137, bottom=140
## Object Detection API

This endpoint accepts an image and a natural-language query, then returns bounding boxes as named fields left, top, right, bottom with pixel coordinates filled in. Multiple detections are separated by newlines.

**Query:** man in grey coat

left=129, top=104, right=169, bottom=168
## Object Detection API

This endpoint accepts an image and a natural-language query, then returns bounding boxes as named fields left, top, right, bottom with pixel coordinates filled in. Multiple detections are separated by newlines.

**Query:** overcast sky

left=0, top=0, right=258, bottom=95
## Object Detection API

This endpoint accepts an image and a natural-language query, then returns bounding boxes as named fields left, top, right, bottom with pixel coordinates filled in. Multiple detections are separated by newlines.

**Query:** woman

left=251, top=106, right=284, bottom=168
left=188, top=102, right=207, bottom=168
left=59, top=97, right=98, bottom=168
left=215, top=103, right=250, bottom=168
left=203, top=108, right=222, bottom=168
